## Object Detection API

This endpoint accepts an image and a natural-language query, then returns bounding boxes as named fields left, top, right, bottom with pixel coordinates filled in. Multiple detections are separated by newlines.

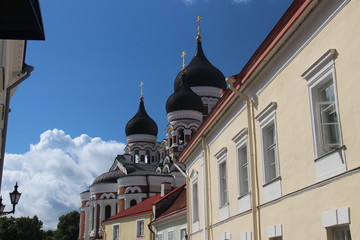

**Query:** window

left=256, top=102, right=281, bottom=202
left=178, top=128, right=185, bottom=145
left=302, top=49, right=345, bottom=181
left=136, top=219, right=145, bottom=238
left=219, top=160, right=228, bottom=206
left=158, top=233, right=163, bottom=240
left=180, top=229, right=187, bottom=240
left=112, top=224, right=119, bottom=240
left=130, top=199, right=137, bottom=207
left=333, top=227, right=351, bottom=240
left=168, top=231, right=174, bottom=240
left=264, top=124, right=279, bottom=183
left=302, top=49, right=342, bottom=157
left=238, top=144, right=249, bottom=196
left=105, top=205, right=111, bottom=220
left=192, top=180, right=199, bottom=222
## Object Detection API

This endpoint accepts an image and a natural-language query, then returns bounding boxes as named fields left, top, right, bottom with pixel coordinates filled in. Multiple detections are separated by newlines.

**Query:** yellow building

left=179, top=0, right=360, bottom=240
left=102, top=194, right=161, bottom=240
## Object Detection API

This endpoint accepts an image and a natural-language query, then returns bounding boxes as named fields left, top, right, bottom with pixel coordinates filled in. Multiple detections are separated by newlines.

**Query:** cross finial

left=196, top=15, right=202, bottom=36
left=140, top=81, right=144, bottom=99
left=181, top=51, right=187, bottom=70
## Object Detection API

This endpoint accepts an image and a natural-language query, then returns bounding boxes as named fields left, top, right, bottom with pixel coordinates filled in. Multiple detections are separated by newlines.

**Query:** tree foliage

left=0, top=211, right=80, bottom=240
left=54, top=211, right=80, bottom=240
left=0, top=215, right=44, bottom=240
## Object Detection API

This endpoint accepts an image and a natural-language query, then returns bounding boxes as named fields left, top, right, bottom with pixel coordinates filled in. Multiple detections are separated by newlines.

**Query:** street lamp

left=0, top=182, right=22, bottom=215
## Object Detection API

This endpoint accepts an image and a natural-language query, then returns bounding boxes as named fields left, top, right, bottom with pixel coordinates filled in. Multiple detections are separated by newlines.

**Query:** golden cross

left=140, top=81, right=144, bottom=98
left=196, top=15, right=202, bottom=36
left=181, top=51, right=187, bottom=70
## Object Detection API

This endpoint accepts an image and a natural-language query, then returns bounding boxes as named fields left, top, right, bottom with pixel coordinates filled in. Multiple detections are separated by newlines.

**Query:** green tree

left=0, top=215, right=44, bottom=240
left=54, top=211, right=80, bottom=240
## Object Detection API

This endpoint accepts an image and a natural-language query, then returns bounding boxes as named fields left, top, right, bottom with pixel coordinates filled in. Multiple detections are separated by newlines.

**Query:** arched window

left=178, top=129, right=184, bottom=145
left=145, top=150, right=151, bottom=163
left=105, top=205, right=111, bottom=220
left=130, top=199, right=137, bottom=207
left=134, top=150, right=140, bottom=163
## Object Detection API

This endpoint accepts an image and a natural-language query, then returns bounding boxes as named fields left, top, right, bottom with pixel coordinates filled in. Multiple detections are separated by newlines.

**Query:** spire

left=181, top=51, right=187, bottom=70
left=140, top=81, right=144, bottom=101
left=196, top=15, right=202, bottom=42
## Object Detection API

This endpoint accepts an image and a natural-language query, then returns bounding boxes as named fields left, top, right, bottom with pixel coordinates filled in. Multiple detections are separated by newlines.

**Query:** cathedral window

left=105, top=205, right=111, bottom=220
left=178, top=129, right=185, bottom=145
left=130, top=199, right=137, bottom=207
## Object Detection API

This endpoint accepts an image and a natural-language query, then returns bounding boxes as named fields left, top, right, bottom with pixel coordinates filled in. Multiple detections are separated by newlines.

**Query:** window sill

left=238, top=192, right=250, bottom=200
left=314, top=145, right=346, bottom=162
left=263, top=176, right=282, bottom=187
left=219, top=203, right=229, bottom=209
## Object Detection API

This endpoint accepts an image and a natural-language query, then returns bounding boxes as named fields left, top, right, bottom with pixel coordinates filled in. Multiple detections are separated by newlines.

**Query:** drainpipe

left=173, top=163, right=192, bottom=240
left=0, top=63, right=34, bottom=190
left=226, top=76, right=260, bottom=240
left=201, top=136, right=211, bottom=240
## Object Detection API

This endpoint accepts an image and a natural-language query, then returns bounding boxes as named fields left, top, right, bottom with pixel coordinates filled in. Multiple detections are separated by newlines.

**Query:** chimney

left=161, top=182, right=172, bottom=197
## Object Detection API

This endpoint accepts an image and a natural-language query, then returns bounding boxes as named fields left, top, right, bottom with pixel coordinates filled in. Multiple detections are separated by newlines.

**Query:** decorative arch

left=100, top=193, right=116, bottom=199
left=162, top=164, right=170, bottom=173
left=125, top=186, right=142, bottom=194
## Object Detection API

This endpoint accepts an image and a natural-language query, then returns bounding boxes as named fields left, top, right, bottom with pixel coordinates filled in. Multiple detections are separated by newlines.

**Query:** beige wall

left=186, top=0, right=360, bottom=240
left=103, top=214, right=151, bottom=240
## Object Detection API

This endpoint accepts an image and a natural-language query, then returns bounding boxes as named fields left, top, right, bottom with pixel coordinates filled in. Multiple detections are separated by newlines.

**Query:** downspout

left=145, top=174, right=150, bottom=198
left=226, top=76, right=260, bottom=240
left=0, top=63, right=34, bottom=190
left=173, top=163, right=192, bottom=240
left=201, top=136, right=211, bottom=240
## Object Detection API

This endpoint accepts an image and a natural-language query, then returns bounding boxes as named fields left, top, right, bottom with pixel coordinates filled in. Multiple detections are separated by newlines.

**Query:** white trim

left=126, top=134, right=157, bottom=143
left=267, top=224, right=282, bottom=238
left=167, top=110, right=203, bottom=123
left=136, top=218, right=145, bottom=238
left=322, top=207, right=350, bottom=228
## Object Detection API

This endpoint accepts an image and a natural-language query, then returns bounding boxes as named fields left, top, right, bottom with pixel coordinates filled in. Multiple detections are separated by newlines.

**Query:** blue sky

left=2, top=0, right=292, bottom=229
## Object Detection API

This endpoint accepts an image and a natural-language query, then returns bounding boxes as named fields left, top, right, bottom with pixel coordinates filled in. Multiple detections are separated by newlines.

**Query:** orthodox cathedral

left=79, top=21, right=227, bottom=240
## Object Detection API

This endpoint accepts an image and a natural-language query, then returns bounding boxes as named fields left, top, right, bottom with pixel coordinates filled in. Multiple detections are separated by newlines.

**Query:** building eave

left=178, top=0, right=316, bottom=163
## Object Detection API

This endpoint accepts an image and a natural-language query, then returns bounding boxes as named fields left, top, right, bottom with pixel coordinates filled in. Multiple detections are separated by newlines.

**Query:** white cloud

left=2, top=129, right=125, bottom=229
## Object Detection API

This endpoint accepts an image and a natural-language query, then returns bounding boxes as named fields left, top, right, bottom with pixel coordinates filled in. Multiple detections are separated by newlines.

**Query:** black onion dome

left=93, top=170, right=125, bottom=184
left=174, top=39, right=226, bottom=91
left=166, top=73, right=203, bottom=114
left=125, top=98, right=158, bottom=136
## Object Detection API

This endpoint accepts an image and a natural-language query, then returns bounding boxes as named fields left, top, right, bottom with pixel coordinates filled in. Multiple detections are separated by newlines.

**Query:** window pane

left=192, top=182, right=199, bottom=221
left=168, top=231, right=174, bottom=240
left=220, top=162, right=228, bottom=205
left=238, top=146, right=249, bottom=196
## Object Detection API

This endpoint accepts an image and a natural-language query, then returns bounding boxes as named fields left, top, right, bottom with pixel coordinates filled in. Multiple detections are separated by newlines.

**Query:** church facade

left=79, top=26, right=227, bottom=240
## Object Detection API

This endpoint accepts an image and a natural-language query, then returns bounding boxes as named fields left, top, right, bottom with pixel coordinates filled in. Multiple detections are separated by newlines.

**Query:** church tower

left=166, top=69, right=204, bottom=158
left=173, top=16, right=227, bottom=119
left=125, top=88, right=159, bottom=164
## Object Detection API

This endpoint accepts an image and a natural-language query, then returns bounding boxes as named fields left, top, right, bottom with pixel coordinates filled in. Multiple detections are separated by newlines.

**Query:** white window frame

left=232, top=129, right=251, bottom=213
left=112, top=224, right=120, bottom=240
left=256, top=102, right=280, bottom=184
left=215, top=148, right=228, bottom=207
left=180, top=228, right=187, bottom=240
left=157, top=232, right=163, bottom=240
left=302, top=49, right=343, bottom=157
left=302, top=49, right=346, bottom=181
left=256, top=102, right=281, bottom=202
left=136, top=219, right=145, bottom=238
left=190, top=171, right=199, bottom=223
left=168, top=230, right=174, bottom=240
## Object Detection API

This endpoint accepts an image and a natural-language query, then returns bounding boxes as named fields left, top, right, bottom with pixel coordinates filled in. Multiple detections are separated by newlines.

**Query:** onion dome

left=166, top=71, right=203, bottom=114
left=174, top=38, right=226, bottom=91
left=93, top=170, right=125, bottom=184
left=125, top=98, right=158, bottom=136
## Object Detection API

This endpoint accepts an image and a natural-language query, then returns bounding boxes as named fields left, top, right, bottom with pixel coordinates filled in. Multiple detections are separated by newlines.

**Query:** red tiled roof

left=153, top=183, right=186, bottom=205
left=103, top=194, right=161, bottom=222
left=153, top=188, right=187, bottom=223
